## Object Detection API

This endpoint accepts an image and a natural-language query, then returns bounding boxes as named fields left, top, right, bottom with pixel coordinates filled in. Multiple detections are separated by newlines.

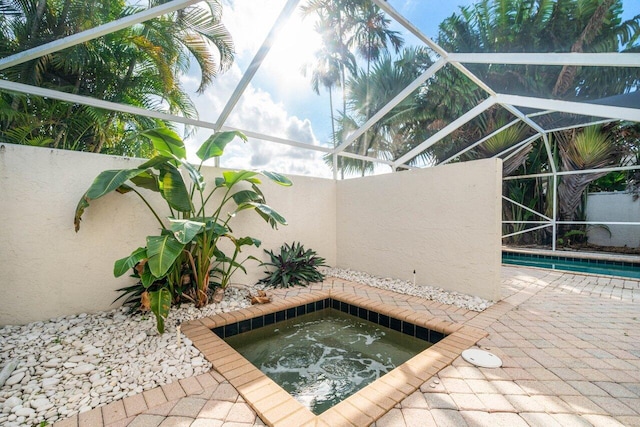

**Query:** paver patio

left=53, top=265, right=640, bottom=426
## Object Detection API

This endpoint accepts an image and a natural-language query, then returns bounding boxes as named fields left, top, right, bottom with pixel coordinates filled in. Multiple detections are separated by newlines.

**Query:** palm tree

left=0, top=0, right=234, bottom=156
left=301, top=0, right=358, bottom=115
left=301, top=0, right=361, bottom=178
left=346, top=0, right=403, bottom=165
left=346, top=1, right=403, bottom=76
left=437, top=0, right=639, bottom=99
left=556, top=126, right=619, bottom=221
left=470, top=114, right=533, bottom=175
left=402, top=63, right=487, bottom=167
left=301, top=0, right=404, bottom=176
left=301, top=9, right=357, bottom=177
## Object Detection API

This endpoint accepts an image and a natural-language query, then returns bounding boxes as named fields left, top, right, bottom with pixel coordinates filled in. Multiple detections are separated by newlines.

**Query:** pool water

left=502, top=253, right=640, bottom=279
left=224, top=308, right=431, bottom=414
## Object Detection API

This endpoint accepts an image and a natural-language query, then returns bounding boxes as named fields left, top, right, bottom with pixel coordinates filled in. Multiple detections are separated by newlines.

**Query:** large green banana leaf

left=261, top=170, right=293, bottom=186
left=150, top=288, right=172, bottom=334
left=74, top=168, right=147, bottom=231
left=196, top=131, right=247, bottom=161
left=140, top=128, right=186, bottom=161
left=169, top=219, right=206, bottom=244
left=158, top=164, right=192, bottom=213
left=114, top=247, right=147, bottom=277
left=231, top=189, right=264, bottom=205
left=235, top=202, right=287, bottom=228
left=146, top=235, right=185, bottom=278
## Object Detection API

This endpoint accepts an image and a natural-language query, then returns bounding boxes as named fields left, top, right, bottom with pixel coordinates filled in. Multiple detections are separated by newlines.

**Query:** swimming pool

left=502, top=252, right=640, bottom=279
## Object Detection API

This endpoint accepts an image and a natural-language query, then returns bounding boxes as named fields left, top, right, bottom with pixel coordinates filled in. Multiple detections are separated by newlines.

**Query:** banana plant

left=74, top=127, right=292, bottom=332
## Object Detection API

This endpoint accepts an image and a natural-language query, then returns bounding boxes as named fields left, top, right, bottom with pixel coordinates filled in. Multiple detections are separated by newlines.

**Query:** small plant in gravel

left=259, top=242, right=326, bottom=288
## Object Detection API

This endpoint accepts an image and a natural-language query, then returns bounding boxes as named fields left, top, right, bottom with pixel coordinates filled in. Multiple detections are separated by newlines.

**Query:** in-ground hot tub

left=223, top=299, right=437, bottom=414
left=181, top=285, right=487, bottom=426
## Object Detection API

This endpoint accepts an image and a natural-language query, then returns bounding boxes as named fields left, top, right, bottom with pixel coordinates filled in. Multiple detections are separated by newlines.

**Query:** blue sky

left=182, top=0, right=639, bottom=178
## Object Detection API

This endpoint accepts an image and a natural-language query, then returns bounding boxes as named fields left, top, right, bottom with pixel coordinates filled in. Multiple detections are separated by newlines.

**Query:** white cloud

left=178, top=0, right=333, bottom=178
left=226, top=85, right=317, bottom=143
left=223, top=140, right=332, bottom=178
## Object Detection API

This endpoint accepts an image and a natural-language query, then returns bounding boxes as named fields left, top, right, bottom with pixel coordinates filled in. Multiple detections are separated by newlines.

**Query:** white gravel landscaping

left=323, top=267, right=493, bottom=312
left=0, top=268, right=492, bottom=426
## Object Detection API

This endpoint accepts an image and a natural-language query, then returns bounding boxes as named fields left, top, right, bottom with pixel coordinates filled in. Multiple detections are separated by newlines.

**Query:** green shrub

left=259, top=242, right=326, bottom=288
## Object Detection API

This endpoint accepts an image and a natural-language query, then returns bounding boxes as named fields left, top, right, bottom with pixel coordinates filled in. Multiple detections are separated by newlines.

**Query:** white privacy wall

left=0, top=144, right=502, bottom=325
left=336, top=159, right=503, bottom=301
left=586, top=192, right=640, bottom=248
left=0, top=144, right=336, bottom=325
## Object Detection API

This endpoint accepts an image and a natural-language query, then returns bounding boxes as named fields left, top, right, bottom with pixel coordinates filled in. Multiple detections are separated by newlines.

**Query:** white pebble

left=133, top=333, right=147, bottom=344
left=42, top=378, right=60, bottom=389
left=0, top=282, right=258, bottom=426
left=14, top=407, right=35, bottom=417
left=3, top=397, right=22, bottom=410
left=41, top=369, right=56, bottom=379
left=42, top=359, right=61, bottom=368
left=71, top=364, right=95, bottom=376
left=5, top=372, right=25, bottom=386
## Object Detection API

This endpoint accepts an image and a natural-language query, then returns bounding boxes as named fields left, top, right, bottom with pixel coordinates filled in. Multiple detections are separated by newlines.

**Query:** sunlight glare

left=259, top=11, right=324, bottom=96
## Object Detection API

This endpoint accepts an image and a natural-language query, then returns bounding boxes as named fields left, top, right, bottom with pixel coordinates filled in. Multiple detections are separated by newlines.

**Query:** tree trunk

left=53, top=74, right=83, bottom=148
left=552, top=0, right=614, bottom=97
left=337, top=1, right=347, bottom=180
left=556, top=162, right=608, bottom=221
left=31, top=0, right=48, bottom=38
left=503, top=145, right=533, bottom=176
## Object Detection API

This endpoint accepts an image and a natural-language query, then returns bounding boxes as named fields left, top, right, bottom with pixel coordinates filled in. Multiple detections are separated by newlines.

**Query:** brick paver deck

left=53, top=265, right=640, bottom=426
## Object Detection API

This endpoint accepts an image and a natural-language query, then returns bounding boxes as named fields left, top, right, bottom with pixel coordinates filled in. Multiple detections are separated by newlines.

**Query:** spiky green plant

left=259, top=242, right=326, bottom=288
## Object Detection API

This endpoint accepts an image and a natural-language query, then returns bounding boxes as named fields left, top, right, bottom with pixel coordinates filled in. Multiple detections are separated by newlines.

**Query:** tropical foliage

left=0, top=0, right=233, bottom=156
left=259, top=242, right=326, bottom=288
left=302, top=0, right=639, bottom=247
left=75, top=128, right=292, bottom=332
left=437, top=0, right=639, bottom=244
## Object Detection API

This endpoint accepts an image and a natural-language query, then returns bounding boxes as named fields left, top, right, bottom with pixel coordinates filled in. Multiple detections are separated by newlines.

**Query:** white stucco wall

left=586, top=192, right=640, bottom=248
left=0, top=144, right=336, bottom=325
left=1, top=144, right=502, bottom=325
left=336, top=159, right=503, bottom=301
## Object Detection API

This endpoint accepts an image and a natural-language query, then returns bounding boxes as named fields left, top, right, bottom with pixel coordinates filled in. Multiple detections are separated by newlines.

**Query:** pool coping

left=181, top=286, right=487, bottom=427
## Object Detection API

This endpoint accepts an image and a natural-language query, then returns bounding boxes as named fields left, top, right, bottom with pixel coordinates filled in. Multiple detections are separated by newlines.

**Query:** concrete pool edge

left=181, top=284, right=487, bottom=427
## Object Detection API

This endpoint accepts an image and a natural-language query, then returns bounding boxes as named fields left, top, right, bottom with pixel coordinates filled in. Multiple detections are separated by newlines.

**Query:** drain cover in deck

left=461, top=348, right=502, bottom=368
